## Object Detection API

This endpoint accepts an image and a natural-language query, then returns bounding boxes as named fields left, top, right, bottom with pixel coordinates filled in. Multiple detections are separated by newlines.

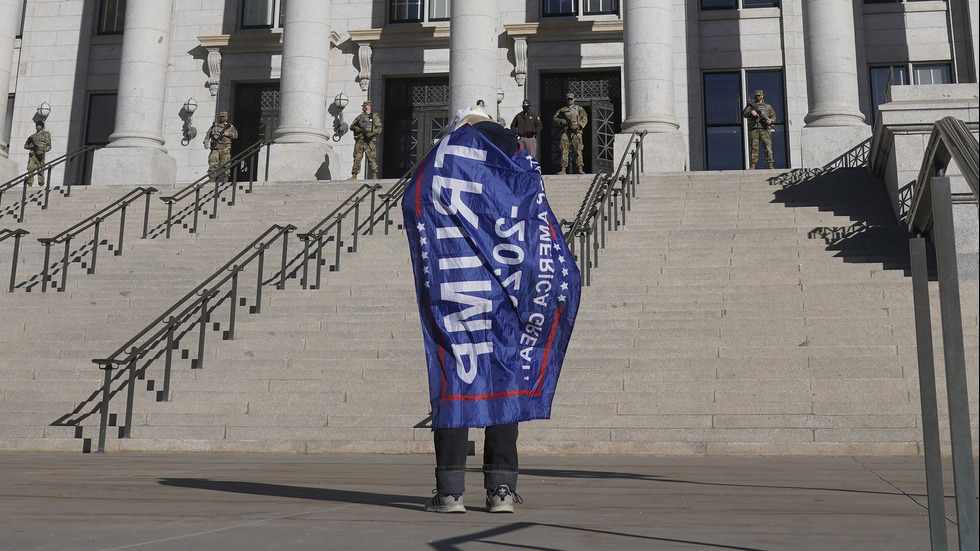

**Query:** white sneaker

left=424, top=491, right=466, bottom=513
left=485, top=485, right=522, bottom=513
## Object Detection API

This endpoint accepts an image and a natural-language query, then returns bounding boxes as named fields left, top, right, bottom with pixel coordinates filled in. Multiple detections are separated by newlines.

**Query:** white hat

left=448, top=104, right=491, bottom=132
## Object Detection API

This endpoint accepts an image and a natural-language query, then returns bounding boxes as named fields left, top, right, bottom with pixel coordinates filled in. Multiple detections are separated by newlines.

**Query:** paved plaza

left=0, top=452, right=975, bottom=550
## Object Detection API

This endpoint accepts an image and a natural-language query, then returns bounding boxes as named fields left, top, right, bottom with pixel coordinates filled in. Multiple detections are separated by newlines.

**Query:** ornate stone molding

left=503, top=19, right=623, bottom=43
left=512, top=36, right=528, bottom=87
left=357, top=43, right=373, bottom=92
left=205, top=47, right=221, bottom=96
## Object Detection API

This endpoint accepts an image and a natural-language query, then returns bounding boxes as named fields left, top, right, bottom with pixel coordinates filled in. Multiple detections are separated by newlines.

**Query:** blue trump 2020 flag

left=403, top=124, right=581, bottom=430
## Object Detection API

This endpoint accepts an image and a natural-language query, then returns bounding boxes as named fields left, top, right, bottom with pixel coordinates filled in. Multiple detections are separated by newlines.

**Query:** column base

left=265, top=142, right=341, bottom=182
left=0, top=155, right=17, bottom=184
left=615, top=130, right=687, bottom=173
left=800, top=125, right=872, bottom=169
left=91, top=146, right=177, bottom=188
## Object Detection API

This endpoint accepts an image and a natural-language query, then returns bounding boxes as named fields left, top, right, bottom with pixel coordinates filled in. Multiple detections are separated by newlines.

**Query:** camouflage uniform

left=204, top=112, right=238, bottom=181
left=552, top=93, right=588, bottom=174
left=24, top=124, right=52, bottom=186
left=742, top=90, right=776, bottom=169
left=350, top=101, right=383, bottom=179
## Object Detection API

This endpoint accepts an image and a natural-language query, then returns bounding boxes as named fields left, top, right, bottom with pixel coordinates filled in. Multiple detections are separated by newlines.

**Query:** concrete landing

left=0, top=452, right=975, bottom=550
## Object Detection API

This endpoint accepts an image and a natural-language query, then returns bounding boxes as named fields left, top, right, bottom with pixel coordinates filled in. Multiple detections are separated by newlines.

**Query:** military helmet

left=565, top=93, right=575, bottom=100
left=362, top=101, right=372, bottom=107
left=754, top=90, right=764, bottom=97
left=218, top=111, right=228, bottom=117
left=36, top=120, right=45, bottom=129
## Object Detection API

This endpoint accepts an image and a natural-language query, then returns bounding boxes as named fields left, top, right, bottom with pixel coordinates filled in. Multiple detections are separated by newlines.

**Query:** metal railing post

left=300, top=237, right=311, bottom=290
left=227, top=269, right=239, bottom=340
left=43, top=166, right=53, bottom=209
left=195, top=291, right=210, bottom=369
left=909, top=236, right=948, bottom=551
left=8, top=230, right=26, bottom=292
left=191, top=186, right=201, bottom=234
left=162, top=319, right=175, bottom=402
left=210, top=178, right=220, bottom=219
left=122, top=351, right=138, bottom=438
left=89, top=220, right=101, bottom=274
left=253, top=249, right=265, bottom=314
left=18, top=180, right=28, bottom=223
left=142, top=191, right=153, bottom=238
left=929, top=177, right=979, bottom=550
left=278, top=231, right=289, bottom=290
left=332, top=216, right=344, bottom=272
left=165, top=201, right=175, bottom=238
left=59, top=237, right=72, bottom=292
left=314, top=233, right=325, bottom=289
left=116, top=204, right=127, bottom=256
left=39, top=238, right=53, bottom=292
left=95, top=361, right=114, bottom=453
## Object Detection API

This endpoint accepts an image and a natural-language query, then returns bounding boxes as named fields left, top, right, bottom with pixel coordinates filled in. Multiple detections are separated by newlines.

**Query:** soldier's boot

left=767, top=162, right=774, bottom=169
left=557, top=167, right=567, bottom=175
left=748, top=163, right=756, bottom=170
left=371, top=172, right=378, bottom=180
left=348, top=173, right=358, bottom=181
left=577, top=165, right=585, bottom=174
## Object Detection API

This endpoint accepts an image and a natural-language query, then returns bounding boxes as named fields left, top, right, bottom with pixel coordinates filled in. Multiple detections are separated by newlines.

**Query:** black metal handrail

left=0, top=144, right=101, bottom=223
left=157, top=140, right=273, bottom=238
left=1, top=227, right=29, bottom=292
left=360, top=134, right=448, bottom=237
left=89, top=223, right=295, bottom=453
left=296, top=183, right=382, bottom=290
left=34, top=187, right=157, bottom=293
left=564, top=130, right=647, bottom=285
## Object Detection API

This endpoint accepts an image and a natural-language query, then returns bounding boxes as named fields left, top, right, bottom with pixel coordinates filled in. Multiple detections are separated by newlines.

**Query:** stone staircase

left=0, top=169, right=976, bottom=455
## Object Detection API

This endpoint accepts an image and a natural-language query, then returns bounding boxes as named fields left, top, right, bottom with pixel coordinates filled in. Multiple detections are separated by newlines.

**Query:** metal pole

left=142, top=192, right=152, bottom=239
left=278, top=231, right=289, bottom=290
left=39, top=239, right=52, bottom=292
left=8, top=231, right=25, bottom=292
left=301, top=238, right=311, bottom=290
left=116, top=204, right=127, bottom=256
left=59, top=237, right=71, bottom=292
left=95, top=362, right=114, bottom=453
left=909, top=236, right=948, bottom=551
left=210, top=178, right=220, bottom=219
left=195, top=292, right=209, bottom=369
left=162, top=320, right=175, bottom=402
left=929, top=177, right=979, bottom=550
left=227, top=270, right=239, bottom=340
left=254, top=249, right=265, bottom=314
left=89, top=220, right=101, bottom=274
left=122, top=352, right=138, bottom=438
left=191, top=186, right=201, bottom=234
left=165, top=201, right=174, bottom=239
left=314, top=233, right=324, bottom=289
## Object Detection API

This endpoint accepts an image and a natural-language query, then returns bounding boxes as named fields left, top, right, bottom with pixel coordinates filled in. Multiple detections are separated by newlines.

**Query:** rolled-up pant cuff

left=434, top=466, right=467, bottom=495
left=483, top=465, right=518, bottom=492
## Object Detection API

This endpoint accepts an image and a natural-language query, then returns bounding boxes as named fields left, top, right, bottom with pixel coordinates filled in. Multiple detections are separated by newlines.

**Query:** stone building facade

left=1, top=0, right=977, bottom=186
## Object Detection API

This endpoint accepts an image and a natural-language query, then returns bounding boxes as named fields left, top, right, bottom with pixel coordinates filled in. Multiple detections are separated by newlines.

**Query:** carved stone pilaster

left=513, top=35, right=527, bottom=87
left=357, top=42, right=373, bottom=92
left=206, top=47, right=222, bottom=97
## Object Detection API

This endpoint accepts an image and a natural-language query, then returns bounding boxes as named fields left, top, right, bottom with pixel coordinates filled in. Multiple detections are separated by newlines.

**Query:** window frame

left=700, top=0, right=780, bottom=10
left=240, top=0, right=285, bottom=30
left=542, top=0, right=620, bottom=17
left=96, top=0, right=126, bottom=36
left=388, top=0, right=450, bottom=24
left=869, top=62, right=952, bottom=119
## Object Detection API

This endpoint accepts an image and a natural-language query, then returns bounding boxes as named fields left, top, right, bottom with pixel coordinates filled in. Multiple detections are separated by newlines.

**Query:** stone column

left=0, top=0, right=20, bottom=181
left=266, top=0, right=339, bottom=181
left=800, top=0, right=870, bottom=167
left=618, top=0, right=687, bottom=172
left=91, top=0, right=176, bottom=187
left=449, top=0, right=499, bottom=114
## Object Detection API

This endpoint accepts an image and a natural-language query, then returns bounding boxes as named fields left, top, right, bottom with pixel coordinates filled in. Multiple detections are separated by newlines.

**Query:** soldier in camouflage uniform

left=742, top=89, right=776, bottom=169
left=349, top=101, right=383, bottom=180
left=24, top=121, right=52, bottom=186
left=552, top=93, right=588, bottom=174
left=204, top=111, right=238, bottom=182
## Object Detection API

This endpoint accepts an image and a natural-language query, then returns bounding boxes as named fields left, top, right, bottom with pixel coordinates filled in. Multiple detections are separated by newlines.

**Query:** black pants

left=433, top=423, right=519, bottom=495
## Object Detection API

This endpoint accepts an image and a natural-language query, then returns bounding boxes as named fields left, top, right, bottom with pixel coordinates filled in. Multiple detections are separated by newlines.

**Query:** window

left=15, top=0, right=25, bottom=39
left=241, top=0, right=285, bottom=29
left=869, top=63, right=951, bottom=118
left=543, top=0, right=620, bottom=17
left=703, top=69, right=787, bottom=170
left=97, top=0, right=126, bottom=35
left=701, top=0, right=779, bottom=9
left=389, top=0, right=450, bottom=23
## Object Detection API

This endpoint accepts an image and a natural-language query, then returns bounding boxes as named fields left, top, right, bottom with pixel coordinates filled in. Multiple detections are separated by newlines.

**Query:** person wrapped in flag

left=403, top=103, right=581, bottom=514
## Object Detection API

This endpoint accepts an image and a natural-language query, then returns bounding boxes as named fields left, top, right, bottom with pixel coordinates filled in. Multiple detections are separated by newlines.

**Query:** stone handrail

left=906, top=116, right=979, bottom=234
